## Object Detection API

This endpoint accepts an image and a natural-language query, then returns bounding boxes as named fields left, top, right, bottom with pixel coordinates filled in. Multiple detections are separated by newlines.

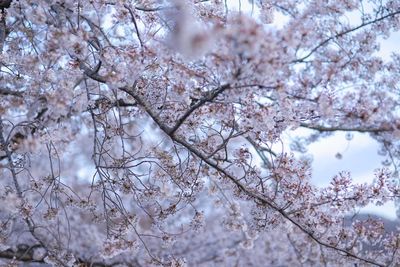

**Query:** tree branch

left=0, top=0, right=12, bottom=9
left=294, top=9, right=400, bottom=62
left=124, top=4, right=144, bottom=48
left=0, top=88, right=23, bottom=97
left=300, top=122, right=393, bottom=133
left=0, top=245, right=45, bottom=264
left=169, top=84, right=230, bottom=135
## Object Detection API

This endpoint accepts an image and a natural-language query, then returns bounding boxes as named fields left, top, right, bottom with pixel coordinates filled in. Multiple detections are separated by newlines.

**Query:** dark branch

left=294, top=9, right=400, bottom=62
left=125, top=4, right=144, bottom=48
left=0, top=0, right=11, bottom=9
left=300, top=122, right=393, bottom=133
left=0, top=88, right=23, bottom=97
left=170, top=84, right=230, bottom=135
left=0, top=245, right=45, bottom=264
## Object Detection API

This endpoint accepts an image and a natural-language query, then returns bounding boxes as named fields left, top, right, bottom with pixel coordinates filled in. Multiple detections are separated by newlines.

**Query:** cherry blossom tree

left=1, top=0, right=400, bottom=266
